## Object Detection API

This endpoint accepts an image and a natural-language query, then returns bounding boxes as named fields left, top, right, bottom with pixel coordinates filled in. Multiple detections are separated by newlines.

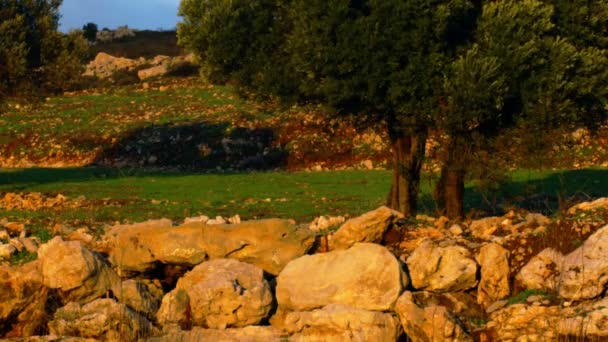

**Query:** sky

left=59, top=0, right=181, bottom=32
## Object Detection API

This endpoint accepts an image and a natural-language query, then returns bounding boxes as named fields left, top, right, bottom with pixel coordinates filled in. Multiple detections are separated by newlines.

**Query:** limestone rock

left=107, top=218, right=314, bottom=275
left=406, top=240, right=478, bottom=292
left=48, top=299, right=157, bottom=341
left=476, top=243, right=510, bottom=308
left=38, top=237, right=120, bottom=304
left=515, top=248, right=564, bottom=292
left=83, top=52, right=139, bottom=78
left=0, top=261, right=48, bottom=337
left=276, top=243, right=406, bottom=311
left=395, top=291, right=472, bottom=342
left=329, top=206, right=403, bottom=250
left=137, top=65, right=169, bottom=80
left=148, top=326, right=283, bottom=342
left=568, top=197, right=608, bottom=214
left=157, top=259, right=273, bottom=329
left=156, top=289, right=191, bottom=331
left=114, top=279, right=164, bottom=318
left=487, top=304, right=561, bottom=341
left=558, top=297, right=608, bottom=338
left=0, top=243, right=16, bottom=260
left=469, top=216, right=501, bottom=239
left=279, top=304, right=401, bottom=342
left=560, top=224, right=608, bottom=300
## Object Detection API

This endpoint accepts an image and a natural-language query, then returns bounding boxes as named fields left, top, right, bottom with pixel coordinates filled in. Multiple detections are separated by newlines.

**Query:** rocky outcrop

left=406, top=240, right=478, bottom=293
left=395, top=291, right=472, bottom=341
left=107, top=218, right=314, bottom=275
left=329, top=206, right=403, bottom=250
left=278, top=304, right=402, bottom=342
left=83, top=52, right=139, bottom=78
left=0, top=261, right=47, bottom=337
left=276, top=243, right=406, bottom=311
left=157, top=259, right=273, bottom=329
left=476, top=243, right=510, bottom=308
left=48, top=299, right=157, bottom=341
left=38, top=237, right=120, bottom=304
left=114, top=279, right=164, bottom=318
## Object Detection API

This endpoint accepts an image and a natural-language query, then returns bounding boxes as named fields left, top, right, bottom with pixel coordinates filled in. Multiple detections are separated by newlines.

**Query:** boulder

left=560, top=224, right=608, bottom=300
left=107, top=218, right=314, bottom=275
left=157, top=259, right=273, bottom=329
left=329, top=206, right=403, bottom=250
left=0, top=261, right=48, bottom=337
left=0, top=243, right=16, bottom=260
left=515, top=248, right=564, bottom=292
left=276, top=243, right=406, bottom=311
left=137, top=65, right=169, bottom=80
left=469, top=216, right=501, bottom=239
left=148, top=326, right=283, bottom=342
left=83, top=52, right=139, bottom=79
left=476, top=243, right=510, bottom=308
left=114, top=279, right=164, bottom=318
left=487, top=304, right=561, bottom=341
left=567, top=197, right=608, bottom=214
left=395, top=291, right=472, bottom=342
left=38, top=237, right=120, bottom=304
left=406, top=240, right=478, bottom=292
left=48, top=299, right=157, bottom=341
left=278, top=304, right=401, bottom=342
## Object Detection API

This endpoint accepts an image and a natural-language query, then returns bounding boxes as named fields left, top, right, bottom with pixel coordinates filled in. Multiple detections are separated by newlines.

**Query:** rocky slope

left=2, top=200, right=608, bottom=340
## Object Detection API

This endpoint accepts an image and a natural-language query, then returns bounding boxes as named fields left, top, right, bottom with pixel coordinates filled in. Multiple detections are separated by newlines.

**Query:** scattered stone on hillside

left=114, top=279, right=164, bottom=318
left=469, top=216, right=502, bottom=240
left=515, top=248, right=564, bottom=292
left=158, top=259, right=273, bottom=330
left=308, top=215, right=345, bottom=233
left=329, top=206, right=403, bottom=250
left=524, top=213, right=551, bottom=227
left=38, top=237, right=120, bottom=304
left=276, top=243, right=406, bottom=311
left=48, top=299, right=158, bottom=341
left=0, top=243, right=16, bottom=260
left=276, top=304, right=401, bottom=342
left=560, top=224, right=608, bottom=300
left=148, top=326, right=283, bottom=342
left=406, top=240, right=478, bottom=293
left=107, top=218, right=314, bottom=276
left=0, top=261, right=48, bottom=337
left=65, top=228, right=95, bottom=246
left=0, top=192, right=86, bottom=211
left=207, top=216, right=227, bottom=225
left=395, top=291, right=472, bottom=342
left=0, top=229, right=9, bottom=240
left=568, top=197, right=608, bottom=214
left=476, top=243, right=511, bottom=308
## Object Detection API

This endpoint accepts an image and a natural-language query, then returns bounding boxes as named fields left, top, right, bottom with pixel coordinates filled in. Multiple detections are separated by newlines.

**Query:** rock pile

left=83, top=52, right=196, bottom=81
left=3, top=199, right=608, bottom=340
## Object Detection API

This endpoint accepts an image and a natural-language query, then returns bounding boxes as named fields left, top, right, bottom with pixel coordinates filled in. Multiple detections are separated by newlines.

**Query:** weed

left=31, top=227, right=53, bottom=243
left=507, top=289, right=550, bottom=306
left=10, top=250, right=37, bottom=265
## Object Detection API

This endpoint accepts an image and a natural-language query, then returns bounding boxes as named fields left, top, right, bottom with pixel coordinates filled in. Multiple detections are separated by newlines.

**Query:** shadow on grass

left=93, top=121, right=287, bottom=171
left=448, top=168, right=608, bottom=217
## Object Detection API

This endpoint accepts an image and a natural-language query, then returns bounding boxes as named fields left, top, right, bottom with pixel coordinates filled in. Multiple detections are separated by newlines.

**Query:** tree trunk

left=386, top=130, right=427, bottom=217
left=434, top=137, right=466, bottom=219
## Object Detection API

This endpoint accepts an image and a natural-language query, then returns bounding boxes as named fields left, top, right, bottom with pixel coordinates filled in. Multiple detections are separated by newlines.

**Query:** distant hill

left=89, top=30, right=184, bottom=60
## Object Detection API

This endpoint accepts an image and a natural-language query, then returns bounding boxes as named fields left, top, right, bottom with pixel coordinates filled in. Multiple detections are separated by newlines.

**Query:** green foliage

left=0, top=0, right=88, bottom=98
left=82, top=22, right=98, bottom=42
left=10, top=250, right=37, bottom=266
left=507, top=289, right=550, bottom=305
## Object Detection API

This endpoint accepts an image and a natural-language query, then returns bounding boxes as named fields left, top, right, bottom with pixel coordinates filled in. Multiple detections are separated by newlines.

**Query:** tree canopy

left=178, top=0, right=608, bottom=218
left=0, top=0, right=88, bottom=99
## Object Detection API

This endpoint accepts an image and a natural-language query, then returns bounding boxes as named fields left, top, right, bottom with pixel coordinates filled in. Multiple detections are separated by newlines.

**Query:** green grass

left=0, top=167, right=606, bottom=228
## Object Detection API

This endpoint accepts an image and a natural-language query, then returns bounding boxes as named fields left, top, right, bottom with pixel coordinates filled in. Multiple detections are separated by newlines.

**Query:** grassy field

left=1, top=167, right=606, bottom=234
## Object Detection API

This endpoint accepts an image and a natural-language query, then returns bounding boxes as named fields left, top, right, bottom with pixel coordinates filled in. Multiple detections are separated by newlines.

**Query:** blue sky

left=59, top=0, right=181, bottom=32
